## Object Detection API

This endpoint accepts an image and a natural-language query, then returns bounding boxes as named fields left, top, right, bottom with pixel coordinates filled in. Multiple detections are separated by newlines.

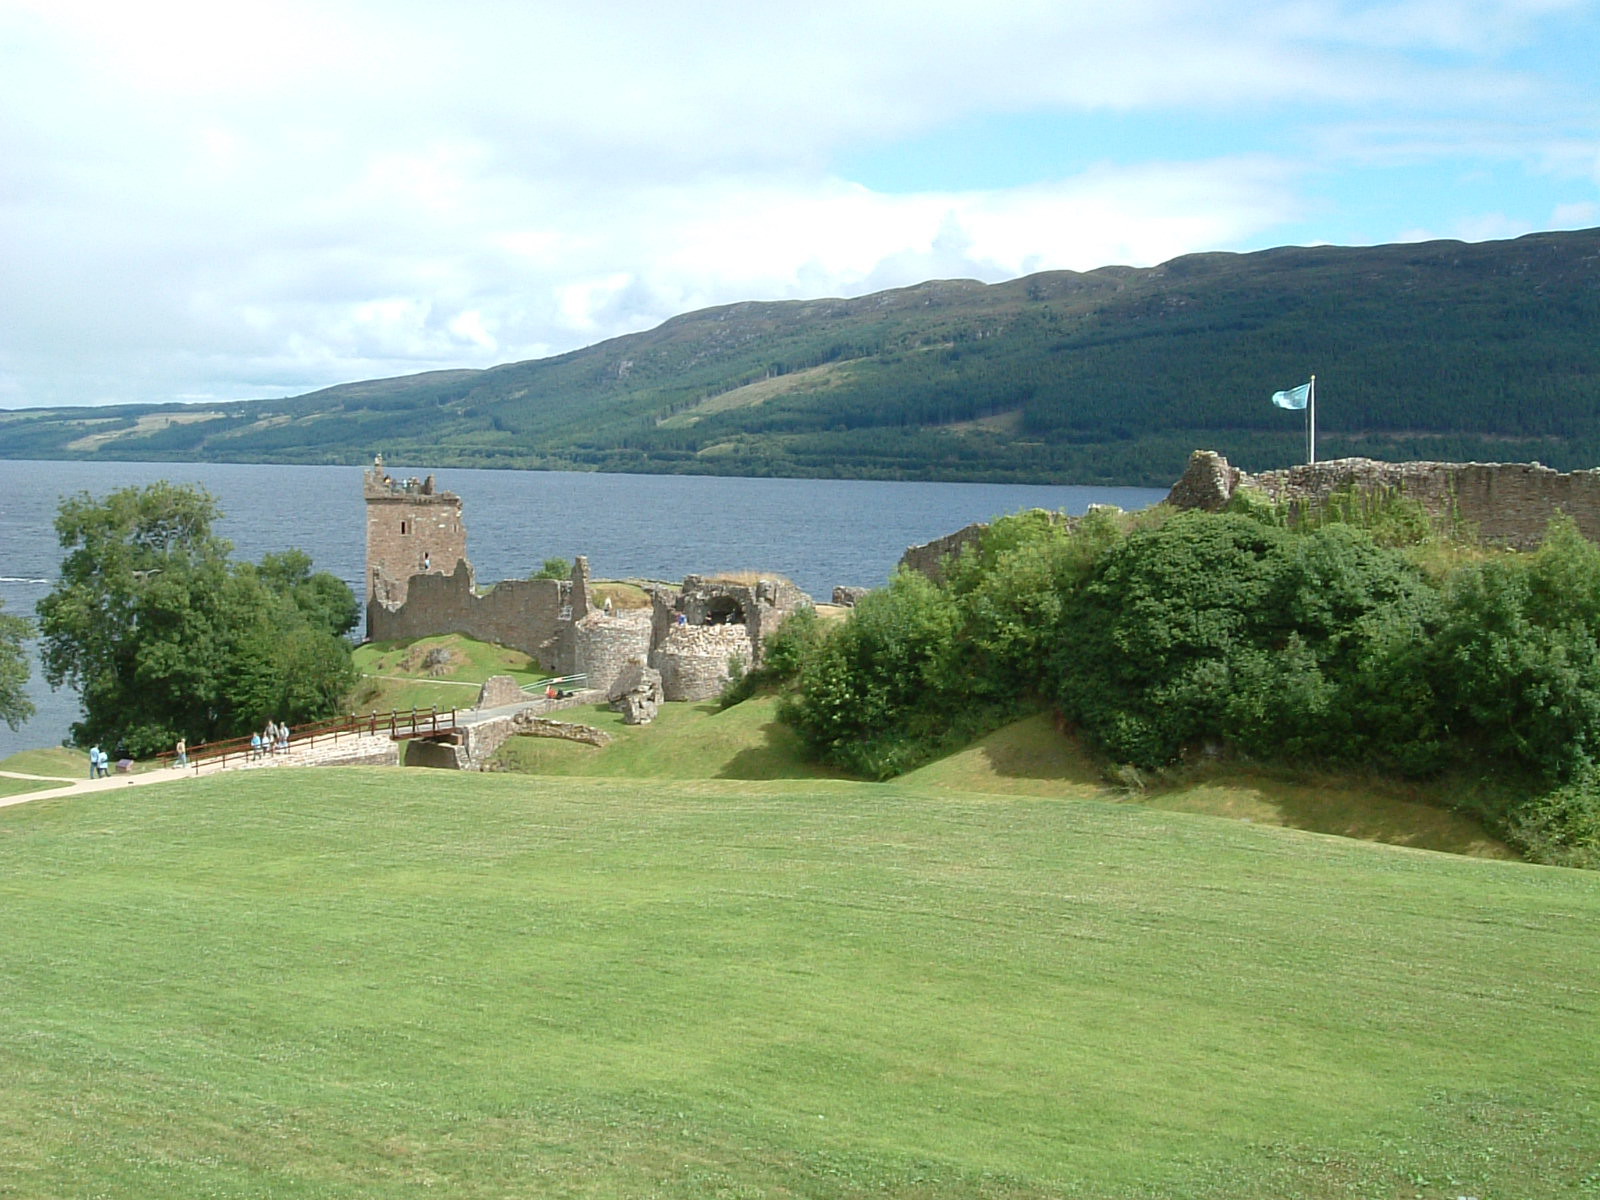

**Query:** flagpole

left=1308, top=374, right=1317, bottom=464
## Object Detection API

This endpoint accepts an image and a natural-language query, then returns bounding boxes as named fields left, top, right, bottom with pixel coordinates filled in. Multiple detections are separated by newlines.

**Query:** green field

left=485, top=695, right=842, bottom=782
left=350, top=634, right=548, bottom=714
left=0, top=747, right=86, bottom=798
left=3, top=766, right=1596, bottom=1198
left=488, top=700, right=1513, bottom=860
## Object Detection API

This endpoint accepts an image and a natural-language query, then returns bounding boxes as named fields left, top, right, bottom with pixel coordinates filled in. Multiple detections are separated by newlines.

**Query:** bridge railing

left=156, top=707, right=460, bottom=772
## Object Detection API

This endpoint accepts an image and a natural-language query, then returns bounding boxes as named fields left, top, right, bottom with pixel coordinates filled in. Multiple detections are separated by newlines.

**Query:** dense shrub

left=780, top=570, right=985, bottom=779
left=770, top=502, right=1600, bottom=866
left=718, top=605, right=822, bottom=708
left=1047, top=513, right=1443, bottom=770
left=945, top=507, right=1126, bottom=703
left=1508, top=771, right=1600, bottom=869
left=1424, top=518, right=1600, bottom=784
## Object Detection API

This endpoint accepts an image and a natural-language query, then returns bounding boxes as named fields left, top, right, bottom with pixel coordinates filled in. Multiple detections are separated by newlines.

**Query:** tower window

left=401, top=520, right=409, bottom=535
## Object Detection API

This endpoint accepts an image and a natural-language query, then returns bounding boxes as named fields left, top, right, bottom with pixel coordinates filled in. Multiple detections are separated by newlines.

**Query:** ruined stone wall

left=897, top=523, right=988, bottom=584
left=1167, top=450, right=1600, bottom=550
left=409, top=703, right=614, bottom=770
left=744, top=578, right=808, bottom=654
left=651, top=625, right=754, bottom=702
left=652, top=575, right=810, bottom=665
left=360, top=461, right=810, bottom=696
left=364, top=460, right=468, bottom=611
left=569, top=610, right=653, bottom=694
left=366, top=563, right=569, bottom=665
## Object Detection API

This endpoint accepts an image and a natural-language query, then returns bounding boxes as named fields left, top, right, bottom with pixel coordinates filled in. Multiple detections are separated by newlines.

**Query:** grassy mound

left=2, top=768, right=1596, bottom=1197
left=0, top=747, right=87, bottom=798
left=903, top=714, right=1515, bottom=859
left=488, top=695, right=841, bottom=781
left=1, top=746, right=89, bottom=779
left=350, top=634, right=546, bottom=714
left=493, top=700, right=1512, bottom=860
left=360, top=637, right=1510, bottom=857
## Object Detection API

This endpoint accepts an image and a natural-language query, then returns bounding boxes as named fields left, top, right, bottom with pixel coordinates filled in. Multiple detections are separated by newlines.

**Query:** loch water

left=0, top=459, right=1167, bottom=757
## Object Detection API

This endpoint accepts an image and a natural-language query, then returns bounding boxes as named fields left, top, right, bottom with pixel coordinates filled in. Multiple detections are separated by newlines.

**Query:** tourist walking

left=174, top=737, right=188, bottom=768
left=88, top=745, right=102, bottom=779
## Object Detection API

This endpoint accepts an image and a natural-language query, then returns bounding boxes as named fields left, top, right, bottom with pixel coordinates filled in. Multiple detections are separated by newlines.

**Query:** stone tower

left=363, top=454, right=468, bottom=618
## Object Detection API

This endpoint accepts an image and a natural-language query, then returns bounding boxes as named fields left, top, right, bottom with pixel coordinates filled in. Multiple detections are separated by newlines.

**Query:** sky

left=2, top=0, right=1597, bottom=410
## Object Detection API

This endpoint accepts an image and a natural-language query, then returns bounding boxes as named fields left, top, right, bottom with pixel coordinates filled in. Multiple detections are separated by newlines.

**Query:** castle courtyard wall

left=1166, top=451, right=1600, bottom=550
left=366, top=564, right=567, bottom=666
left=651, top=625, right=754, bottom=702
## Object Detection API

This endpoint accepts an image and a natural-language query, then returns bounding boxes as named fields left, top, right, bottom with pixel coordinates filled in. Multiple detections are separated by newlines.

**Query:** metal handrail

left=522, top=673, right=588, bottom=695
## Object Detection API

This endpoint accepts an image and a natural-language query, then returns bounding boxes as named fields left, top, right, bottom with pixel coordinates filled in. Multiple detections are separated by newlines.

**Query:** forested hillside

left=4, top=228, right=1598, bottom=485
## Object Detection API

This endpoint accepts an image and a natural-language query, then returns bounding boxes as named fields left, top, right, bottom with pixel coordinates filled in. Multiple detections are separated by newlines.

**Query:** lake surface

left=0, top=459, right=1167, bottom=756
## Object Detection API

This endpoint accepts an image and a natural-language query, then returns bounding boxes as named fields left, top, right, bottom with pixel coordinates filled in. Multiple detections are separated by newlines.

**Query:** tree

left=529, top=557, right=572, bottom=581
left=252, top=550, right=361, bottom=638
left=0, top=598, right=34, bottom=733
left=36, top=482, right=357, bottom=756
left=781, top=568, right=967, bottom=778
left=1050, top=511, right=1444, bottom=770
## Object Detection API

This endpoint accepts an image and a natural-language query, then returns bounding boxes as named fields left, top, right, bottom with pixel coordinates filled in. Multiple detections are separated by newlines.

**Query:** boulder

left=608, top=660, right=665, bottom=725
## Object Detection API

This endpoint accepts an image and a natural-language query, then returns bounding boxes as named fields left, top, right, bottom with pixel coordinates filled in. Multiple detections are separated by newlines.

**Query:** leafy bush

left=529, top=557, right=572, bottom=581
left=1293, top=482, right=1439, bottom=547
left=769, top=499, right=1600, bottom=867
left=718, top=605, right=821, bottom=708
left=780, top=571, right=978, bottom=778
left=1424, top=518, right=1600, bottom=784
left=1507, top=772, right=1600, bottom=869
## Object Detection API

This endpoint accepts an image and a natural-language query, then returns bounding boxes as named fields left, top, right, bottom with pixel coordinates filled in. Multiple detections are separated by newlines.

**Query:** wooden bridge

left=158, top=707, right=462, bottom=772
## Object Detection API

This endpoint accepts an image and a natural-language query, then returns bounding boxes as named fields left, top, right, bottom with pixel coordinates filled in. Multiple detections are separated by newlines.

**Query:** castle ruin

left=1166, top=450, right=1600, bottom=549
left=896, top=451, right=1600, bottom=585
left=362, top=458, right=811, bottom=700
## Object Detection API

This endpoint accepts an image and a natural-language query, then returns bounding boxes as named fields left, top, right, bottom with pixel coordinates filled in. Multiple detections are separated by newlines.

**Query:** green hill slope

left=5, top=227, right=1599, bottom=483
left=3, top=768, right=1596, bottom=1198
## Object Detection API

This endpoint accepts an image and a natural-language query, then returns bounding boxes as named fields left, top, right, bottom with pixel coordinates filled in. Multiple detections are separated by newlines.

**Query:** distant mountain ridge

left=4, top=227, right=1598, bottom=486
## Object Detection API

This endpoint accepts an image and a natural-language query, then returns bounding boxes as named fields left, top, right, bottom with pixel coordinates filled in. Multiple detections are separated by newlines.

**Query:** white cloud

left=1, top=0, right=1595, bottom=408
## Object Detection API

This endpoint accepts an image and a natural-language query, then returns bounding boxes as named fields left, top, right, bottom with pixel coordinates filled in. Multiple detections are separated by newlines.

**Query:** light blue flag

left=1272, top=382, right=1310, bottom=410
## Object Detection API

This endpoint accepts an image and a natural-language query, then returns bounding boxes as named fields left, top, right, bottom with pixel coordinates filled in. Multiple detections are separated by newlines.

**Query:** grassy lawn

left=1, top=767, right=1595, bottom=1198
left=0, top=746, right=89, bottom=779
left=0, top=775, right=73, bottom=799
left=350, top=634, right=548, bottom=714
left=494, top=703, right=1513, bottom=860
left=489, top=695, right=843, bottom=781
